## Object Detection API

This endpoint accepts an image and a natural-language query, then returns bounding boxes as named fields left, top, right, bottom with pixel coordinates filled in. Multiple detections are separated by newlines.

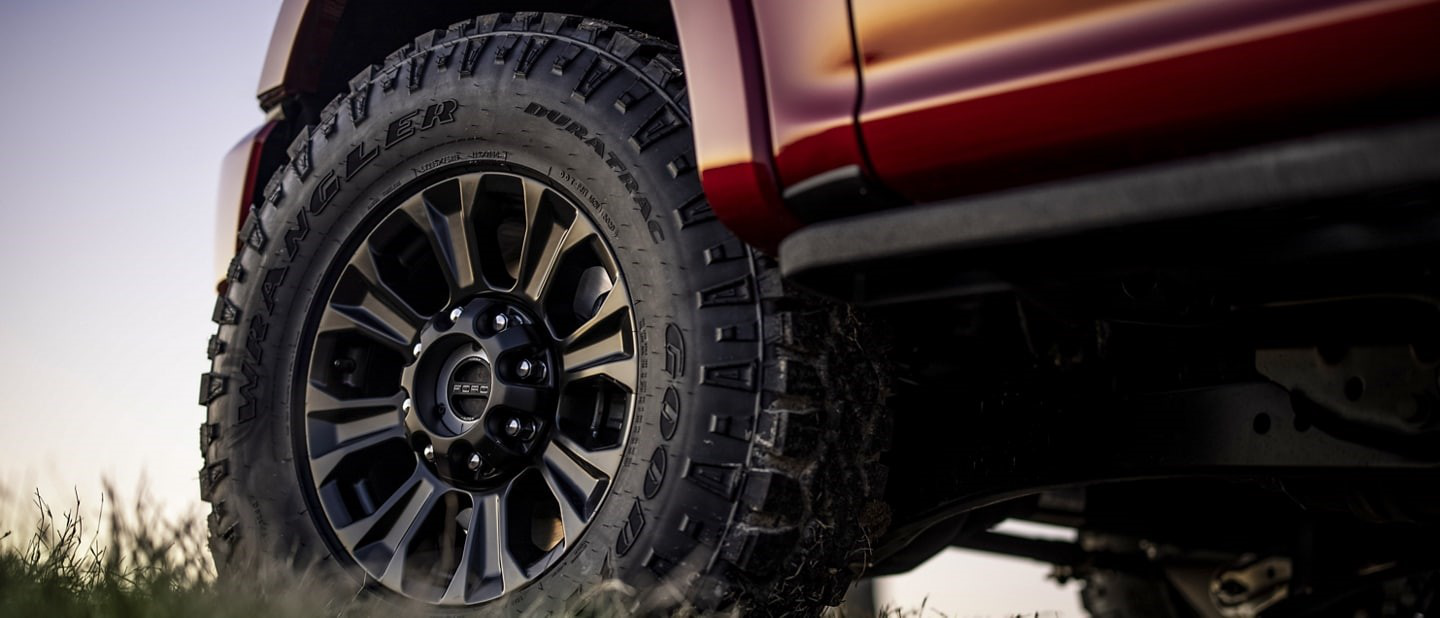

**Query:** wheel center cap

left=447, top=358, right=492, bottom=421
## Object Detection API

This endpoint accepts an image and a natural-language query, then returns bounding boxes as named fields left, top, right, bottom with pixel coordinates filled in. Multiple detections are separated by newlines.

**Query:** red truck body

left=220, top=0, right=1440, bottom=262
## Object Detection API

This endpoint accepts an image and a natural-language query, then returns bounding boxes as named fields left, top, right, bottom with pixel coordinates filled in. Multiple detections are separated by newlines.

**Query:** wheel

left=199, top=12, right=890, bottom=615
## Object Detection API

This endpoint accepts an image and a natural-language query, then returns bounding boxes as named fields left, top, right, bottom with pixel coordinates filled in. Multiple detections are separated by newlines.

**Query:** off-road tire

left=199, top=12, right=889, bottom=615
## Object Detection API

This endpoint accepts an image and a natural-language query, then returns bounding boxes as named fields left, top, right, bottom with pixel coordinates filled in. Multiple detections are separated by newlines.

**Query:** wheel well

left=296, top=0, right=677, bottom=122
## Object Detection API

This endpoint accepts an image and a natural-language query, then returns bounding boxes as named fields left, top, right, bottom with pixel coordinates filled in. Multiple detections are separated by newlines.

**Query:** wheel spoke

left=564, top=283, right=630, bottom=348
left=309, top=422, right=406, bottom=484
left=442, top=492, right=507, bottom=603
left=563, top=353, right=638, bottom=393
left=552, top=432, right=624, bottom=479
left=333, top=467, right=424, bottom=548
left=539, top=441, right=609, bottom=546
left=562, top=306, right=633, bottom=379
left=402, top=178, right=482, bottom=296
left=513, top=179, right=572, bottom=302
left=376, top=478, right=443, bottom=589
left=305, top=386, right=406, bottom=453
left=494, top=487, right=529, bottom=588
left=318, top=264, right=422, bottom=352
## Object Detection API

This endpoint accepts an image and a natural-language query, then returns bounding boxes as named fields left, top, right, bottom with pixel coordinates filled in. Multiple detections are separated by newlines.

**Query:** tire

left=199, top=12, right=890, bottom=615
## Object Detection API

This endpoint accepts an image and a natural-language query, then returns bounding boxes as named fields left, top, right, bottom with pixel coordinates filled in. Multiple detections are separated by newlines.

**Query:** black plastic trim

left=780, top=119, right=1440, bottom=304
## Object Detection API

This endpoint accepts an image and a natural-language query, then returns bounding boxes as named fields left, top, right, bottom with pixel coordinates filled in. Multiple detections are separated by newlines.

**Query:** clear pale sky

left=0, top=1, right=1080, bottom=614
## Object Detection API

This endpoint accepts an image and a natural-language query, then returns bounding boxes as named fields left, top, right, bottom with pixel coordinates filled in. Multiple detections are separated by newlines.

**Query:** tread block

left=239, top=208, right=267, bottom=251
left=680, top=513, right=722, bottom=547
left=573, top=19, right=604, bottom=43
left=697, top=275, right=754, bottom=307
left=629, top=104, right=684, bottom=151
left=718, top=527, right=796, bottom=574
left=514, top=36, right=551, bottom=78
left=347, top=68, right=376, bottom=125
left=199, top=459, right=229, bottom=502
left=199, top=422, right=219, bottom=450
left=708, top=413, right=753, bottom=442
left=614, top=78, right=651, bottom=114
left=667, top=153, right=695, bottom=178
left=641, top=56, right=684, bottom=88
left=756, top=408, right=820, bottom=455
left=715, top=321, right=757, bottom=342
left=702, top=360, right=758, bottom=392
left=607, top=32, right=642, bottom=60
left=262, top=173, right=284, bottom=208
left=225, top=254, right=245, bottom=283
left=739, top=470, right=804, bottom=521
left=539, top=12, right=568, bottom=34
left=704, top=239, right=744, bottom=265
left=207, top=334, right=226, bottom=360
left=459, top=38, right=487, bottom=76
left=508, top=11, right=539, bottom=31
left=317, top=98, right=341, bottom=136
left=551, top=43, right=585, bottom=76
left=198, top=373, right=227, bottom=405
left=492, top=34, right=520, bottom=64
left=684, top=459, right=742, bottom=500
left=211, top=296, right=240, bottom=325
left=473, top=13, right=501, bottom=34
left=286, top=127, right=312, bottom=180
left=674, top=195, right=715, bottom=228
left=406, top=50, right=431, bottom=91
left=573, top=57, right=619, bottom=101
left=433, top=42, right=458, bottom=70
left=378, top=65, right=400, bottom=92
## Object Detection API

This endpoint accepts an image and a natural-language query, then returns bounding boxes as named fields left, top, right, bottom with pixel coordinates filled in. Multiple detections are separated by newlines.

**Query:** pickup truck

left=202, top=1, right=1440, bottom=614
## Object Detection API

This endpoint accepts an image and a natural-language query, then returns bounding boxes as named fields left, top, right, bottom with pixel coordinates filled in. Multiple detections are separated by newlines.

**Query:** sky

left=0, top=1, right=1079, bottom=614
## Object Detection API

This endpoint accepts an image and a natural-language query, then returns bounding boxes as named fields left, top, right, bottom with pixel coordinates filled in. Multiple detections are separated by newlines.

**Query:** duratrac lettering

left=523, top=101, right=666, bottom=243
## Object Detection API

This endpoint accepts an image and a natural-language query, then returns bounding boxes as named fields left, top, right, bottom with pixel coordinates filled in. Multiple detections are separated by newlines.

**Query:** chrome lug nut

left=422, top=444, right=434, bottom=462
left=516, top=359, right=546, bottom=381
left=449, top=307, right=463, bottom=322
left=492, top=313, right=509, bottom=332
left=467, top=453, right=483, bottom=471
left=504, top=417, right=536, bottom=440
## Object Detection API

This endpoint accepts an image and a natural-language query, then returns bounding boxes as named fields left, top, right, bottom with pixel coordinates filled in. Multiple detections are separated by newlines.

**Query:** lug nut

left=516, top=359, right=546, bottom=381
left=492, top=313, right=509, bottom=332
left=504, top=417, right=536, bottom=440
left=412, top=342, right=423, bottom=357
left=402, top=398, right=413, bottom=413
left=449, top=307, right=463, bottom=322
left=422, top=444, right=434, bottom=462
left=467, top=453, right=483, bottom=471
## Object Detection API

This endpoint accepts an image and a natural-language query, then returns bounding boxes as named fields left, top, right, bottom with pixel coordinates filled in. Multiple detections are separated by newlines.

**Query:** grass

left=0, top=485, right=945, bottom=617
left=0, top=484, right=352, bottom=618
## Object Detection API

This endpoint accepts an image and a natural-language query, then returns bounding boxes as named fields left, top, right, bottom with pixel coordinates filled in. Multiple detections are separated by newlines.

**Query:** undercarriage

left=798, top=120, right=1440, bottom=616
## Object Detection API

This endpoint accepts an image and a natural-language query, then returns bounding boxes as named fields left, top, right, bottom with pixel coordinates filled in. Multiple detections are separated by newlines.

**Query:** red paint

left=751, top=1, right=866, bottom=189
left=215, top=120, right=278, bottom=285
left=672, top=0, right=798, bottom=253
left=857, top=0, right=1440, bottom=203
